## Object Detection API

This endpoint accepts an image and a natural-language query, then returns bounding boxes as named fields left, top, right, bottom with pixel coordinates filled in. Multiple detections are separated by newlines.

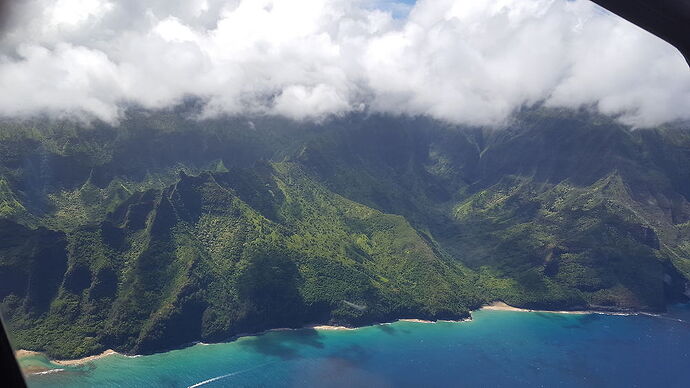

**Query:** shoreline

left=16, top=349, right=121, bottom=376
left=16, top=301, right=658, bottom=372
left=480, top=301, right=659, bottom=317
left=53, top=349, right=119, bottom=366
left=307, top=324, right=355, bottom=331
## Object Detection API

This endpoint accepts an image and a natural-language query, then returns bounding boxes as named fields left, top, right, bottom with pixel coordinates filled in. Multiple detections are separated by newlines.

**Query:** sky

left=0, top=0, right=688, bottom=127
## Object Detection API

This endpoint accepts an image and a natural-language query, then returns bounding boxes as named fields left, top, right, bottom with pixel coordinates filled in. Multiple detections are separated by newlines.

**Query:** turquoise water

left=24, top=305, right=690, bottom=388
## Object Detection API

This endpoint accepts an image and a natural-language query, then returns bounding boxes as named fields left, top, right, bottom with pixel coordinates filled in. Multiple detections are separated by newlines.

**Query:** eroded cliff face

left=1, top=111, right=689, bottom=357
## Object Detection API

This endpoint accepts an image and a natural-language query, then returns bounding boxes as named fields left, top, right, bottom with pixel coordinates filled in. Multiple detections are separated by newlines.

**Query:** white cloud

left=0, top=0, right=688, bottom=127
left=48, top=0, right=114, bottom=28
left=153, top=17, right=199, bottom=43
left=0, top=43, right=122, bottom=121
left=273, top=84, right=351, bottom=120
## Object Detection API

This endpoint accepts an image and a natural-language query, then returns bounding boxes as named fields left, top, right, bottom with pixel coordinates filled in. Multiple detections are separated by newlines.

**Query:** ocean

left=22, top=304, right=690, bottom=387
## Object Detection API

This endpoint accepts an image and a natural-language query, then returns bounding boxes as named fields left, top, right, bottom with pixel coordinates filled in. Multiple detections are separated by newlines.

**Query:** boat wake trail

left=187, top=362, right=276, bottom=388
left=668, top=317, right=688, bottom=324
left=652, top=315, right=690, bottom=326
left=31, top=369, right=66, bottom=376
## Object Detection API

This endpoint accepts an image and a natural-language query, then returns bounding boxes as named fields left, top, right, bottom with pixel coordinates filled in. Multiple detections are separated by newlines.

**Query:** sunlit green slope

left=0, top=109, right=688, bottom=358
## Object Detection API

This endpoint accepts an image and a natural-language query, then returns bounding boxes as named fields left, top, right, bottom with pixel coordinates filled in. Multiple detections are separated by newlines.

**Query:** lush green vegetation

left=0, top=110, right=688, bottom=358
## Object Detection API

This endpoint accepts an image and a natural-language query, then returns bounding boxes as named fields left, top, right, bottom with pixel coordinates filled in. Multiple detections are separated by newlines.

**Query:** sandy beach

left=15, top=349, right=43, bottom=359
left=481, top=301, right=590, bottom=314
left=308, top=325, right=355, bottom=331
left=480, top=301, right=641, bottom=316
left=16, top=348, right=121, bottom=369
left=53, top=349, right=119, bottom=366
left=398, top=318, right=436, bottom=323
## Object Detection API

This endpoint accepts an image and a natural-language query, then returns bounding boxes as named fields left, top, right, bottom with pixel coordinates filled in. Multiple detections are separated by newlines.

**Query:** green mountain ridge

left=1, top=110, right=689, bottom=358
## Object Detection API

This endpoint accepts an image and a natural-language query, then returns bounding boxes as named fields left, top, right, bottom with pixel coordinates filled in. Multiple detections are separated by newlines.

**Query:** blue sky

left=375, top=0, right=416, bottom=18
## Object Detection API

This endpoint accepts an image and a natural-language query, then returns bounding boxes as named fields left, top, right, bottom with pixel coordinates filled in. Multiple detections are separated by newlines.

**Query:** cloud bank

left=0, top=0, right=688, bottom=127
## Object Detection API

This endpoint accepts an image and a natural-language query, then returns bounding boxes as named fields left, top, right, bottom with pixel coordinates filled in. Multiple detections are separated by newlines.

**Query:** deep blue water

left=23, top=305, right=690, bottom=388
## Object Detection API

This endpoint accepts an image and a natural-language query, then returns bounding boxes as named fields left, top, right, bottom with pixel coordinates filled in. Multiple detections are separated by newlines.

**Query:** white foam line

left=31, top=368, right=65, bottom=376
left=187, top=363, right=274, bottom=388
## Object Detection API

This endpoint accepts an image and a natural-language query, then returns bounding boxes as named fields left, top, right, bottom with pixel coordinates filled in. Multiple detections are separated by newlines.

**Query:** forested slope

left=1, top=110, right=688, bottom=357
